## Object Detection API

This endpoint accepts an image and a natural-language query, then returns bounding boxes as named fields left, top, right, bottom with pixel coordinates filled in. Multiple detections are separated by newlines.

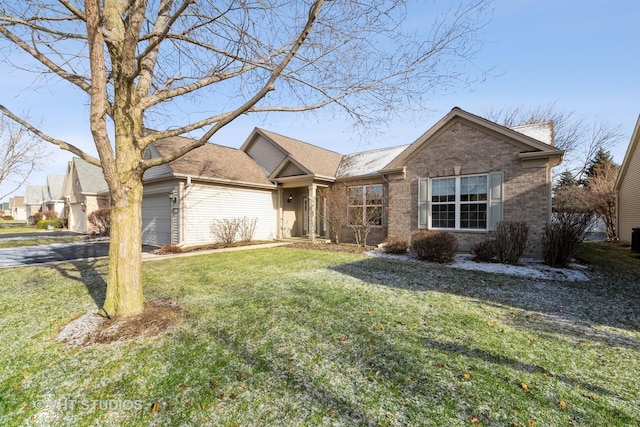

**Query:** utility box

left=632, top=228, right=640, bottom=253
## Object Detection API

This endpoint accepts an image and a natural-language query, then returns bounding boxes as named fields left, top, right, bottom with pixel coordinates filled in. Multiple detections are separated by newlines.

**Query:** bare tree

left=0, top=0, right=490, bottom=317
left=0, top=115, right=47, bottom=200
left=323, top=183, right=349, bottom=244
left=585, top=161, right=619, bottom=240
left=484, top=103, right=624, bottom=181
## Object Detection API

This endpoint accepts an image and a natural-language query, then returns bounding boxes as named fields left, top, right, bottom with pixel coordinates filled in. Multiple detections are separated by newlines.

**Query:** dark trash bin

left=632, top=228, right=640, bottom=253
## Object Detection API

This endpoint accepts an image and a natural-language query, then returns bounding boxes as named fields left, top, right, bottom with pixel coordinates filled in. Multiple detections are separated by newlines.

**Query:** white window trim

left=418, top=172, right=503, bottom=232
left=430, top=174, right=488, bottom=231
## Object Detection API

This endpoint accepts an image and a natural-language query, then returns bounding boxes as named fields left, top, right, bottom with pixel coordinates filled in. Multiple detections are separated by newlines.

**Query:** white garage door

left=142, top=194, right=171, bottom=246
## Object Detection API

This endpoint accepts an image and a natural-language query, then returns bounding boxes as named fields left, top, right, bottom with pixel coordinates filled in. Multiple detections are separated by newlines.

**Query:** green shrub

left=494, top=221, right=529, bottom=265
left=382, top=237, right=408, bottom=255
left=410, top=230, right=458, bottom=263
left=472, top=239, right=497, bottom=262
left=37, top=219, right=63, bottom=229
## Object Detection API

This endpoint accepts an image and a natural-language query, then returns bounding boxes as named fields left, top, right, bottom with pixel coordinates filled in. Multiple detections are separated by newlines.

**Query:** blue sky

left=1, top=0, right=639, bottom=200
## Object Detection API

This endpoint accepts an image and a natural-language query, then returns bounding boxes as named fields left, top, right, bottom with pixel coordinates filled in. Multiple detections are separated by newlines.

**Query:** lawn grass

left=0, top=243, right=638, bottom=426
left=0, top=236, right=86, bottom=249
left=0, top=225, right=37, bottom=234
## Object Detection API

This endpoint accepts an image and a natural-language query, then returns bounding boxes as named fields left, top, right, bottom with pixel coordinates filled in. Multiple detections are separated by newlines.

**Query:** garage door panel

left=142, top=195, right=171, bottom=246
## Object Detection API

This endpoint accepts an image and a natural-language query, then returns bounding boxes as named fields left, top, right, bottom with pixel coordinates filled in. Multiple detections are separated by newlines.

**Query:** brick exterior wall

left=387, top=119, right=552, bottom=258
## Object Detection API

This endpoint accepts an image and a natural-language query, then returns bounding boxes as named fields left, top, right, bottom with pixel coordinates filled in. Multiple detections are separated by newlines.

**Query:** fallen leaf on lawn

left=559, top=400, right=567, bottom=410
left=528, top=420, right=536, bottom=426
left=463, top=372, right=473, bottom=379
left=229, top=394, right=238, bottom=400
left=151, top=402, right=160, bottom=412
left=437, top=363, right=445, bottom=368
left=374, top=325, right=382, bottom=332
left=520, top=383, right=529, bottom=392
left=339, top=335, right=347, bottom=342
left=469, top=415, right=480, bottom=425
left=487, top=320, right=494, bottom=327
left=211, top=380, right=220, bottom=388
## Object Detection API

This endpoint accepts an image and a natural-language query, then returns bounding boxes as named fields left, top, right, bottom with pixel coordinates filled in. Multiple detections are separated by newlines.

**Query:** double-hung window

left=348, top=184, right=385, bottom=226
left=419, top=173, right=503, bottom=231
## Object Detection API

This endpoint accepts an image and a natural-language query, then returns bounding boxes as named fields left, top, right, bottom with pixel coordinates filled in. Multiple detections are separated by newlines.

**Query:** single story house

left=43, top=174, right=65, bottom=217
left=615, top=114, right=640, bottom=243
left=9, top=196, right=26, bottom=221
left=25, top=185, right=46, bottom=222
left=138, top=107, right=563, bottom=257
left=60, top=157, right=110, bottom=233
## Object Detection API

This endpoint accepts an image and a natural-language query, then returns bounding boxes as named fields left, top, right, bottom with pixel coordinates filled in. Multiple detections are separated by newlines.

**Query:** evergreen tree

left=583, top=148, right=614, bottom=184
left=555, top=170, right=578, bottom=190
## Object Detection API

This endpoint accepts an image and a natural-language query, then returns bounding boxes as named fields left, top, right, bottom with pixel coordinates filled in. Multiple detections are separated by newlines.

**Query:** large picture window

left=348, top=184, right=385, bottom=226
left=430, top=175, right=488, bottom=230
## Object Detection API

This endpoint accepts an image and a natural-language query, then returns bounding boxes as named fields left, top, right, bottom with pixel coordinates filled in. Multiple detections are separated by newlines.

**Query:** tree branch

left=0, top=104, right=100, bottom=166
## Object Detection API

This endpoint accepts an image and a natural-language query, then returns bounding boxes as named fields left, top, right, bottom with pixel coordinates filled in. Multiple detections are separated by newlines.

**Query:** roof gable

left=615, top=114, right=640, bottom=191
left=384, top=107, right=564, bottom=170
left=242, top=128, right=344, bottom=179
left=73, top=158, right=109, bottom=194
left=45, top=175, right=65, bottom=200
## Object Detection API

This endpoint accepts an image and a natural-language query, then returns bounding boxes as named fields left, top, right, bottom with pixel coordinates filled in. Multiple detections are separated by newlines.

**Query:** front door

left=302, top=196, right=325, bottom=237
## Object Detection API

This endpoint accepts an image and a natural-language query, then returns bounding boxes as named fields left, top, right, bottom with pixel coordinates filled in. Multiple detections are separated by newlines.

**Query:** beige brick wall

left=387, top=120, right=552, bottom=258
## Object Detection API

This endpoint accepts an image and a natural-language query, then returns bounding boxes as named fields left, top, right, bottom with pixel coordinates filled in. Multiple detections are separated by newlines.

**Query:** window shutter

left=489, top=171, right=504, bottom=231
left=418, top=178, right=428, bottom=229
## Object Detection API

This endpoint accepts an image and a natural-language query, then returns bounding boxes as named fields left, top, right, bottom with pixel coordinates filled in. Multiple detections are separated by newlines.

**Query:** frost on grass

left=57, top=300, right=181, bottom=347
left=366, top=251, right=592, bottom=281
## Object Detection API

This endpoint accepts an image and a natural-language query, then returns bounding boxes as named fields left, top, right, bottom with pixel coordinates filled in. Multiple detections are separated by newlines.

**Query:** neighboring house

left=61, top=158, right=110, bottom=233
left=615, top=114, right=640, bottom=243
left=142, top=135, right=279, bottom=246
left=25, top=185, right=46, bottom=222
left=9, top=196, right=27, bottom=221
left=43, top=174, right=65, bottom=217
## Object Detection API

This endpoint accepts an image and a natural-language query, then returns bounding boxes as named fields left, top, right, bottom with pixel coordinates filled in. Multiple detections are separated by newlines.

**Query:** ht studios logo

left=32, top=398, right=144, bottom=412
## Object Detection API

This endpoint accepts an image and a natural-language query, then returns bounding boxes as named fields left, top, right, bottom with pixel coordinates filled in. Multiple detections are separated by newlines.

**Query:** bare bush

left=382, top=237, right=408, bottom=255
left=88, top=208, right=111, bottom=236
left=472, top=239, right=497, bottom=263
left=494, top=221, right=529, bottom=265
left=543, top=213, right=594, bottom=268
left=238, top=217, right=258, bottom=242
left=210, top=218, right=240, bottom=244
left=410, top=231, right=458, bottom=264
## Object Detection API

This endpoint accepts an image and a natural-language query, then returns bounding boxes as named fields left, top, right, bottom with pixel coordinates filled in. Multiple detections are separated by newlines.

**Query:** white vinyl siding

left=142, top=194, right=172, bottom=246
left=143, top=145, right=174, bottom=180
left=183, top=184, right=277, bottom=245
left=246, top=137, right=287, bottom=174
left=418, top=172, right=503, bottom=231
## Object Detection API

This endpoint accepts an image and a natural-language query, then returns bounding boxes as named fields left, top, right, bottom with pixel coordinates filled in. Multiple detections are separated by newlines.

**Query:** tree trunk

left=101, top=178, right=144, bottom=318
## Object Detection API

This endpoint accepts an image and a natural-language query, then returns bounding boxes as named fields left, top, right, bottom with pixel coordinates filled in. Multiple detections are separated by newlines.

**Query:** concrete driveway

left=0, top=232, right=156, bottom=268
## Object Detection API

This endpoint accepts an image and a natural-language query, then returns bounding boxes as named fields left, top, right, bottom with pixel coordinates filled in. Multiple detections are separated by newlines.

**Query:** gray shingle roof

left=46, top=175, right=65, bottom=200
left=25, top=186, right=45, bottom=204
left=73, top=158, right=109, bottom=193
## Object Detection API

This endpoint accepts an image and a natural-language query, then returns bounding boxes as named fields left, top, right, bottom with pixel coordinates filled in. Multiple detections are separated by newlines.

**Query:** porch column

left=308, top=184, right=316, bottom=243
